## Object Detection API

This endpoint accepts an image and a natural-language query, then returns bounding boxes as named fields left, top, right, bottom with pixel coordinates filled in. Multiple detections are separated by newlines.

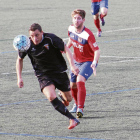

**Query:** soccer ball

left=13, top=35, right=30, bottom=52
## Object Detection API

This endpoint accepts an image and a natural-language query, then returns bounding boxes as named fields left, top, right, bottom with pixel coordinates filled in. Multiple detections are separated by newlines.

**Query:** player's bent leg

left=100, top=8, right=108, bottom=26
left=51, top=97, right=80, bottom=129
left=93, top=14, right=102, bottom=37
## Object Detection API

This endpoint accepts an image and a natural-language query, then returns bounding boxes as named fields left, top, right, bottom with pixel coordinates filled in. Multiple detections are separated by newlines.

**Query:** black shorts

left=36, top=72, right=70, bottom=92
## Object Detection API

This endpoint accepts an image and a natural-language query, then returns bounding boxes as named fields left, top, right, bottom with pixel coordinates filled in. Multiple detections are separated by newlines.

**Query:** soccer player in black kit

left=16, top=23, right=80, bottom=129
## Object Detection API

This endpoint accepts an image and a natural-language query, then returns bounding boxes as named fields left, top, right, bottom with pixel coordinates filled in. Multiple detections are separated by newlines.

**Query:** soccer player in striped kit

left=67, top=9, right=100, bottom=118
left=91, top=0, right=108, bottom=37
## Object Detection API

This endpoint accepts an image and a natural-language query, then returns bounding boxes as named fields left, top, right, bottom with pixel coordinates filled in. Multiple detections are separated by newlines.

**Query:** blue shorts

left=100, top=0, right=108, bottom=9
left=91, top=2, right=100, bottom=15
left=70, top=61, right=97, bottom=82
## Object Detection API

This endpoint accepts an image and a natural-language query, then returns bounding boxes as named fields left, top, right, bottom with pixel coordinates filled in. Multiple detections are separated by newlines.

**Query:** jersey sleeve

left=51, top=34, right=65, bottom=51
left=18, top=51, right=27, bottom=59
left=88, top=33, right=99, bottom=51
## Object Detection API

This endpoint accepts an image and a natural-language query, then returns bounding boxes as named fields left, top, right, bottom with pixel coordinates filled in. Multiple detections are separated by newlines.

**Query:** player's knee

left=101, top=8, right=108, bottom=16
left=47, top=95, right=56, bottom=102
left=93, top=14, right=99, bottom=20
left=43, top=91, right=56, bottom=101
left=42, top=86, right=56, bottom=101
left=102, top=12, right=107, bottom=16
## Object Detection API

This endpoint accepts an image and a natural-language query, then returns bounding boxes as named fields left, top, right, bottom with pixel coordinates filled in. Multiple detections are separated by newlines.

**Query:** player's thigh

left=78, top=61, right=93, bottom=81
left=42, top=84, right=56, bottom=101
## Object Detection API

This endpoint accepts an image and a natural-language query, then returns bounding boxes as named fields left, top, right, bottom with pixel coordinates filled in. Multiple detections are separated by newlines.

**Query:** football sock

left=100, top=13, right=106, bottom=19
left=94, top=18, right=101, bottom=31
left=77, top=82, right=86, bottom=109
left=71, top=88, right=78, bottom=105
left=51, top=97, right=75, bottom=119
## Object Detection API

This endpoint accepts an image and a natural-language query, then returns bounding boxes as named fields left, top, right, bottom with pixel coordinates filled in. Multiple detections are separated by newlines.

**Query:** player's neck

left=75, top=25, right=85, bottom=34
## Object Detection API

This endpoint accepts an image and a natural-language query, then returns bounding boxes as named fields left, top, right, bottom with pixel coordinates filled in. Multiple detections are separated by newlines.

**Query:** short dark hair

left=71, top=9, right=86, bottom=19
left=29, top=23, right=42, bottom=32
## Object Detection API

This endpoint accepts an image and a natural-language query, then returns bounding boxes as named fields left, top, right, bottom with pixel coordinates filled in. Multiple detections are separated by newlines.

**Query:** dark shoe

left=97, top=30, right=102, bottom=37
left=100, top=14, right=105, bottom=26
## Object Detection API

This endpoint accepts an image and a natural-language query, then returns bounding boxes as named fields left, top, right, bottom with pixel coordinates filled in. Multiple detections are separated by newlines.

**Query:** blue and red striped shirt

left=68, top=25, right=99, bottom=63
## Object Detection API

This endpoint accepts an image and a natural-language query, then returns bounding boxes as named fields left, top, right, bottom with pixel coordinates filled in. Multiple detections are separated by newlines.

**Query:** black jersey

left=19, top=33, right=67, bottom=75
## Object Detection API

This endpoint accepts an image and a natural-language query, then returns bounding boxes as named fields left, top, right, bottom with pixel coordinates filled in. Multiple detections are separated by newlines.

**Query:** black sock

left=51, top=97, right=75, bottom=120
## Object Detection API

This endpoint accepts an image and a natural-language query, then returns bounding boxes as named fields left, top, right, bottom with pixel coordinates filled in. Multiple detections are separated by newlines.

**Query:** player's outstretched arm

left=16, top=56, right=24, bottom=88
left=64, top=45, right=79, bottom=75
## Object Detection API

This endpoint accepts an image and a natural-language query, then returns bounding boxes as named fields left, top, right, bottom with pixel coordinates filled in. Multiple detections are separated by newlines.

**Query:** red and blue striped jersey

left=68, top=25, right=99, bottom=63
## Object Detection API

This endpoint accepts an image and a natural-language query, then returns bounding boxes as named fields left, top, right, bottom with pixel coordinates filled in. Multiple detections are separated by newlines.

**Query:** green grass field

left=0, top=0, right=140, bottom=140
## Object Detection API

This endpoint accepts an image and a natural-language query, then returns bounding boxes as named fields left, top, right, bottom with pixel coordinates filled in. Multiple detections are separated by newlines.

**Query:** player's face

left=29, top=29, right=43, bottom=45
left=72, top=14, right=85, bottom=29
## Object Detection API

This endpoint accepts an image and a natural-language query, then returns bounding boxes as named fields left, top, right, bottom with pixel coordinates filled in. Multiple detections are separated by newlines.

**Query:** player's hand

left=71, top=65, right=79, bottom=75
left=17, top=78, right=24, bottom=88
left=91, top=63, right=96, bottom=76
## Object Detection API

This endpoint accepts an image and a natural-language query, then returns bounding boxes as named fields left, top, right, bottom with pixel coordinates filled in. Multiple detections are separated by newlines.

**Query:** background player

left=91, top=0, right=102, bottom=37
left=67, top=9, right=100, bottom=118
left=100, top=0, right=108, bottom=26
left=91, top=0, right=108, bottom=37
left=16, top=23, right=80, bottom=129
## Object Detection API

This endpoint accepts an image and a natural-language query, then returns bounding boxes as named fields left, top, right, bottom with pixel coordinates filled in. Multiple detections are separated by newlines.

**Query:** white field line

left=101, top=56, right=140, bottom=59
left=100, top=58, right=140, bottom=65
left=101, top=27, right=140, bottom=33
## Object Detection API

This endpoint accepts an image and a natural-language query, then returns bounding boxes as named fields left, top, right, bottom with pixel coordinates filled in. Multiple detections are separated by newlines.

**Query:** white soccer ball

left=13, top=35, right=30, bottom=52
